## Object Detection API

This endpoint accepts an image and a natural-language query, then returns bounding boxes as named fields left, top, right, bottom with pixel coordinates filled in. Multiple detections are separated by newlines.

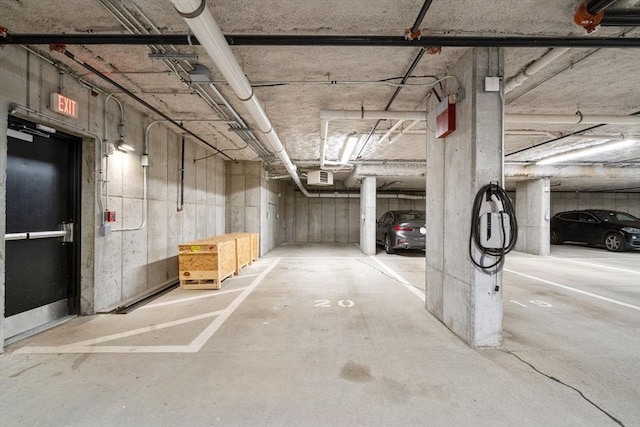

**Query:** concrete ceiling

left=2, top=0, right=640, bottom=193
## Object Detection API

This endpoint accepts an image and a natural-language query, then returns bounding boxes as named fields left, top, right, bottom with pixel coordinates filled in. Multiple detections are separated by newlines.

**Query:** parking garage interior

left=1, top=0, right=639, bottom=425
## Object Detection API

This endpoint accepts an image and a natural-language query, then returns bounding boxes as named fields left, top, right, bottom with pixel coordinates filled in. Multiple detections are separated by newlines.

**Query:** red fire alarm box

left=104, top=210, right=116, bottom=223
left=435, top=97, right=456, bottom=139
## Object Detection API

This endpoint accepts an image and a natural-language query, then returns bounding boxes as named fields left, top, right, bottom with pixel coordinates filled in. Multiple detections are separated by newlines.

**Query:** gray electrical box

left=485, top=77, right=501, bottom=92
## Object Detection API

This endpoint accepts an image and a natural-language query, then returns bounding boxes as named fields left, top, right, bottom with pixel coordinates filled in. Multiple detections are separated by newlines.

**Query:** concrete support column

left=515, top=178, right=550, bottom=256
left=360, top=177, right=376, bottom=255
left=425, top=47, right=504, bottom=348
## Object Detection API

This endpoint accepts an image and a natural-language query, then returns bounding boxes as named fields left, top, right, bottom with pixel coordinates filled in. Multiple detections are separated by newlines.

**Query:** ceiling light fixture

left=116, top=139, right=135, bottom=153
left=536, top=139, right=638, bottom=165
left=340, top=136, right=359, bottom=164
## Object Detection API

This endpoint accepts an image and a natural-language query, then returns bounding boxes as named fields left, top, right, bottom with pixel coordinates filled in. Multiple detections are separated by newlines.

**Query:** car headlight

left=622, top=227, right=640, bottom=234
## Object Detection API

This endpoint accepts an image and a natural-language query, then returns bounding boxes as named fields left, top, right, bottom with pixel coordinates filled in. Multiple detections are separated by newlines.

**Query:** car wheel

left=384, top=234, right=395, bottom=254
left=550, top=231, right=564, bottom=245
left=604, top=233, right=625, bottom=252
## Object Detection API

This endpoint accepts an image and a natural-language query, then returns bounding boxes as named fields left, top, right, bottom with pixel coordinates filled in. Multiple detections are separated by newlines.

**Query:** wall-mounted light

left=116, top=139, right=135, bottom=153
left=340, top=136, right=359, bottom=164
left=536, top=139, right=638, bottom=165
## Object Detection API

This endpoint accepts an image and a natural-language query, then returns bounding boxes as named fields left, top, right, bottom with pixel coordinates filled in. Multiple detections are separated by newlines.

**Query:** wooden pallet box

left=223, top=233, right=252, bottom=274
left=225, top=232, right=260, bottom=262
left=178, top=237, right=237, bottom=290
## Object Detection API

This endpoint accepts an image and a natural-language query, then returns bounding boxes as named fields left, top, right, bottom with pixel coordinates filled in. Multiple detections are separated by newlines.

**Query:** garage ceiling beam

left=2, top=33, right=640, bottom=48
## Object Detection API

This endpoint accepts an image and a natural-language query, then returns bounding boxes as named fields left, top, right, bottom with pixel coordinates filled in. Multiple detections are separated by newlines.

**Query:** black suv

left=550, top=210, right=640, bottom=252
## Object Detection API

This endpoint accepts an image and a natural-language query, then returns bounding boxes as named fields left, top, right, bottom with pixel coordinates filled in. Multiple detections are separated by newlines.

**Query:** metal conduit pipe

left=170, top=0, right=310, bottom=196
left=504, top=48, right=571, bottom=94
left=320, top=110, right=426, bottom=121
left=55, top=47, right=233, bottom=161
left=5, top=33, right=640, bottom=48
left=586, top=0, right=619, bottom=14
left=601, top=10, right=640, bottom=26
left=505, top=114, right=640, bottom=125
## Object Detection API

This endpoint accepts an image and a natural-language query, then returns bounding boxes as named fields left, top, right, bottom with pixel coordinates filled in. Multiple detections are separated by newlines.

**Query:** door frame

left=3, top=114, right=82, bottom=340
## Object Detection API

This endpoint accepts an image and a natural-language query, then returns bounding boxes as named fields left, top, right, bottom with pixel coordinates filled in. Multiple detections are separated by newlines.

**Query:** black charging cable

left=469, top=182, right=518, bottom=278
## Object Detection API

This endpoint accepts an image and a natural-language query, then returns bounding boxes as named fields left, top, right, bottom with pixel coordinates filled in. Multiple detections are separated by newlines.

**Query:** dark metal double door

left=4, top=116, right=80, bottom=338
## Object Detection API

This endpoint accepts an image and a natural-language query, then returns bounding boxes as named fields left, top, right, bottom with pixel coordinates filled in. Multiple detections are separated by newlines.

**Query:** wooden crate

left=225, top=232, right=259, bottom=263
left=178, top=238, right=236, bottom=290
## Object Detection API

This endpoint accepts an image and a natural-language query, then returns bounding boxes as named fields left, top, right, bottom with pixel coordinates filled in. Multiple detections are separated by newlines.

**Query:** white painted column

left=515, top=178, right=550, bottom=256
left=425, top=47, right=504, bottom=348
left=360, top=177, right=377, bottom=255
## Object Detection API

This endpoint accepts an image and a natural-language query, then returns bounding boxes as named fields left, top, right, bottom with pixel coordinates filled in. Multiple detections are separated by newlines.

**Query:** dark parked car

left=550, top=210, right=640, bottom=252
left=376, top=210, right=426, bottom=254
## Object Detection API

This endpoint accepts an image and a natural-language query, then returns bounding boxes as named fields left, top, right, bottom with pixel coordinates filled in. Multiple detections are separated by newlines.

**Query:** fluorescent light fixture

left=116, top=139, right=135, bottom=153
left=536, top=139, right=638, bottom=165
left=340, top=136, right=359, bottom=164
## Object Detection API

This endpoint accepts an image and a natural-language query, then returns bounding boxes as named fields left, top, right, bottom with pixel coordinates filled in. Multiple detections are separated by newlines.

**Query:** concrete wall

left=226, top=161, right=287, bottom=254
left=551, top=192, right=640, bottom=216
left=1, top=45, right=226, bottom=348
left=287, top=192, right=424, bottom=243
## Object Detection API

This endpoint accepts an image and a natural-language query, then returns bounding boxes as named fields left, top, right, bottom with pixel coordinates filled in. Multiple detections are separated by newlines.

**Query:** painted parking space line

left=14, top=258, right=281, bottom=354
left=546, top=256, right=640, bottom=275
left=369, top=256, right=425, bottom=302
left=15, top=310, right=224, bottom=354
left=140, top=287, right=246, bottom=310
left=188, top=258, right=281, bottom=351
left=505, top=268, right=640, bottom=311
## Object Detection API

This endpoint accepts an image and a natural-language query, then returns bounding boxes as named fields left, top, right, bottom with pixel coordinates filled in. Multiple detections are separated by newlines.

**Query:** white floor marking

left=141, top=287, right=246, bottom=310
left=510, top=300, right=528, bottom=307
left=505, top=269, right=640, bottom=311
left=369, top=256, right=425, bottom=302
left=188, top=258, right=281, bottom=351
left=547, top=256, right=640, bottom=275
left=225, top=273, right=260, bottom=280
left=15, top=259, right=281, bottom=355
left=15, top=310, right=224, bottom=354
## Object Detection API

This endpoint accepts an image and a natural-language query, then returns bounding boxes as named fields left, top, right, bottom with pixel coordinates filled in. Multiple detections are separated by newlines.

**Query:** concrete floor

left=1, top=243, right=638, bottom=426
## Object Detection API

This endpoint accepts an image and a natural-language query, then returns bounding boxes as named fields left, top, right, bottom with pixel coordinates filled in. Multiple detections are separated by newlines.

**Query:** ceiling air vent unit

left=307, top=170, right=333, bottom=186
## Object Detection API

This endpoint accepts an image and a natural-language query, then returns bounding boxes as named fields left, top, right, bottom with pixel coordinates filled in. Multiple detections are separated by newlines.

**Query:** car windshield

left=396, top=212, right=426, bottom=221
left=592, top=211, right=640, bottom=222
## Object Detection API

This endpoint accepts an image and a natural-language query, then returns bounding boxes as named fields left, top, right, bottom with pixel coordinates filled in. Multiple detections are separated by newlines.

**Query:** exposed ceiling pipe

left=574, top=0, right=621, bottom=32
left=601, top=9, right=640, bottom=26
left=505, top=114, right=640, bottom=125
left=505, top=163, right=640, bottom=179
left=319, top=110, right=425, bottom=170
left=321, top=110, right=426, bottom=121
left=389, top=120, right=420, bottom=144
left=4, top=33, right=640, bottom=48
left=504, top=48, right=570, bottom=94
left=54, top=47, right=234, bottom=161
left=344, top=163, right=426, bottom=188
left=169, top=0, right=310, bottom=197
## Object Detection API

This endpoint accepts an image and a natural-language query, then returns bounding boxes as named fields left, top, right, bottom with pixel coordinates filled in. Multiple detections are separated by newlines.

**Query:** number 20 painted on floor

left=315, top=300, right=355, bottom=308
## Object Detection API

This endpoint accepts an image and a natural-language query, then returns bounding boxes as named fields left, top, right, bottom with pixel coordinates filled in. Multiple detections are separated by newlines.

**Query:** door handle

left=4, top=223, right=74, bottom=243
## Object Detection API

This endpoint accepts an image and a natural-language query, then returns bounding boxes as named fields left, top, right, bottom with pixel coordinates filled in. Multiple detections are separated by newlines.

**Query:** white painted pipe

left=504, top=48, right=570, bottom=94
left=307, top=193, right=425, bottom=200
left=319, top=118, right=329, bottom=170
left=389, top=120, right=420, bottom=144
left=320, top=109, right=426, bottom=121
left=378, top=120, right=405, bottom=144
left=505, top=164, right=640, bottom=179
left=170, top=0, right=311, bottom=197
left=505, top=114, right=640, bottom=125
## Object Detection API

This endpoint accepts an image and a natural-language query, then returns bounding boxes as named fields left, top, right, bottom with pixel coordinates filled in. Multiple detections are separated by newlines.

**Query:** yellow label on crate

left=191, top=245, right=201, bottom=252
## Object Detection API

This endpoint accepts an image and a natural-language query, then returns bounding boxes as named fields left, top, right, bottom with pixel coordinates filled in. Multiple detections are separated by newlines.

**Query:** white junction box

left=307, top=170, right=333, bottom=186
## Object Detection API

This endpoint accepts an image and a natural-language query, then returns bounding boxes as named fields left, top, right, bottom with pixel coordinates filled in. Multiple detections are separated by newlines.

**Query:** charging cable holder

left=469, top=181, right=518, bottom=286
